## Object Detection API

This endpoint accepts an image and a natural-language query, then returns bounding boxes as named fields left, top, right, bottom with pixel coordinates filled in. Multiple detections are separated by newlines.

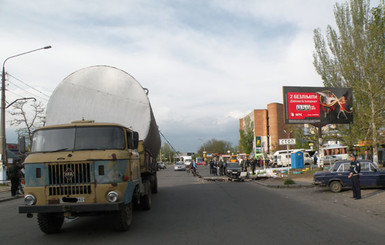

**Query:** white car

left=321, top=155, right=341, bottom=165
left=174, top=162, right=186, bottom=171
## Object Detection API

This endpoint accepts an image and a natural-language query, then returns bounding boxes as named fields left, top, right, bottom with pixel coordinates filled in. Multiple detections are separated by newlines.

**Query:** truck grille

left=48, top=162, right=92, bottom=196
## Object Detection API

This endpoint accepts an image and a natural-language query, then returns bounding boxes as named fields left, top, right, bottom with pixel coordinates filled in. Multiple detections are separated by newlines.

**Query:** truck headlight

left=107, top=191, right=119, bottom=203
left=24, top=194, right=36, bottom=206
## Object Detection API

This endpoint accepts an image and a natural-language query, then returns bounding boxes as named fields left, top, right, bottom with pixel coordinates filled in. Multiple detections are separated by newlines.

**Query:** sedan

left=174, top=162, right=186, bottom=171
left=314, top=160, right=385, bottom=192
left=225, top=162, right=242, bottom=179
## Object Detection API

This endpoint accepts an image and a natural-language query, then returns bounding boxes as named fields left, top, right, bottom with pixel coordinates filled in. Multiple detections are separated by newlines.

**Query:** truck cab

left=19, top=121, right=155, bottom=233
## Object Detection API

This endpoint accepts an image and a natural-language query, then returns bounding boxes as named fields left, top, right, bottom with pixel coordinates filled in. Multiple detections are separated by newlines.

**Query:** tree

left=197, top=139, right=233, bottom=155
left=8, top=100, right=45, bottom=147
left=160, top=143, right=176, bottom=163
left=239, top=116, right=254, bottom=154
left=313, top=0, right=385, bottom=158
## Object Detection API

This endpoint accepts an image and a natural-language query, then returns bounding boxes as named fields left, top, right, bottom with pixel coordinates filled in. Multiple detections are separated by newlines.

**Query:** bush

left=284, top=178, right=296, bottom=185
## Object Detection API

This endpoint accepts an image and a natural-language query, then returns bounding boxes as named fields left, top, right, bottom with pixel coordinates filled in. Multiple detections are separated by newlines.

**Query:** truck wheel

left=114, top=202, right=133, bottom=231
left=151, top=174, right=158, bottom=194
left=329, top=181, right=342, bottom=193
left=37, top=213, right=64, bottom=234
left=140, top=181, right=152, bottom=210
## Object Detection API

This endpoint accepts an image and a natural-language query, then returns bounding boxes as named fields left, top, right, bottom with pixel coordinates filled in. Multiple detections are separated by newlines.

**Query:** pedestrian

left=348, top=154, right=361, bottom=200
left=240, top=158, right=245, bottom=172
left=251, top=158, right=256, bottom=175
left=209, top=160, right=214, bottom=175
left=218, top=159, right=224, bottom=176
left=7, top=161, right=22, bottom=197
left=259, top=157, right=264, bottom=169
left=17, top=165, right=25, bottom=195
left=364, top=150, right=372, bottom=161
left=246, top=158, right=251, bottom=172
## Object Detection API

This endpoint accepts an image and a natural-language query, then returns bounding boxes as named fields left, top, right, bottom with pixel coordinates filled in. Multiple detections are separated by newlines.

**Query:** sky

left=0, top=0, right=371, bottom=153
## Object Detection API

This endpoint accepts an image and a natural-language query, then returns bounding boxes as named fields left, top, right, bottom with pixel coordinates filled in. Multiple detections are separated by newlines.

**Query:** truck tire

left=37, top=213, right=64, bottom=234
left=329, top=181, right=342, bottom=193
left=140, top=181, right=152, bottom=210
left=151, top=174, right=158, bottom=194
left=114, top=202, right=133, bottom=231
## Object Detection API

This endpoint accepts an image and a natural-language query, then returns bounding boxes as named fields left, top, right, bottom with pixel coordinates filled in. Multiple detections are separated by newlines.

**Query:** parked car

left=225, top=162, right=242, bottom=179
left=314, top=160, right=385, bottom=192
left=320, top=155, right=341, bottom=166
left=157, top=162, right=166, bottom=170
left=174, top=161, right=186, bottom=171
left=304, top=152, right=314, bottom=166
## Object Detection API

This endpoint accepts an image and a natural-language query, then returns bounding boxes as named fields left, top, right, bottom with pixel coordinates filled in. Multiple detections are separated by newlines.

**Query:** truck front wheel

left=114, top=202, right=133, bottom=231
left=37, top=213, right=64, bottom=234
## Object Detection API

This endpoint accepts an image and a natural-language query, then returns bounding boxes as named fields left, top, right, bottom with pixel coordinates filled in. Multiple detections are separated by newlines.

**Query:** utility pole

left=1, top=46, right=51, bottom=182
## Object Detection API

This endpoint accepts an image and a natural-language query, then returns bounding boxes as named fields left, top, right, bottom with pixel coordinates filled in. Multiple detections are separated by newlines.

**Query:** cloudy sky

left=0, top=0, right=370, bottom=152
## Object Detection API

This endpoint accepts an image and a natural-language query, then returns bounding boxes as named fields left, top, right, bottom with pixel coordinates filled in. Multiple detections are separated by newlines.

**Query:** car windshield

left=176, top=162, right=184, bottom=165
left=31, top=126, right=125, bottom=152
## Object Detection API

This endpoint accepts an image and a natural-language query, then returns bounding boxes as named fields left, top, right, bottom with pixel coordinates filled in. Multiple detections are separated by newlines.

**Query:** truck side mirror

left=18, top=136, right=26, bottom=154
left=133, top=132, right=139, bottom=149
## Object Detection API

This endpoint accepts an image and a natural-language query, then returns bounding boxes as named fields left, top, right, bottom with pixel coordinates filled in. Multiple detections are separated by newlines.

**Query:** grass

left=284, top=178, right=296, bottom=185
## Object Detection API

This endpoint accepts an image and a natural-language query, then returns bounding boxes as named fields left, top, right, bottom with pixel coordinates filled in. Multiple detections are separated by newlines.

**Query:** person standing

left=7, top=162, right=22, bottom=197
left=348, top=154, right=361, bottom=200
left=251, top=158, right=256, bottom=175
left=209, top=160, right=214, bottom=175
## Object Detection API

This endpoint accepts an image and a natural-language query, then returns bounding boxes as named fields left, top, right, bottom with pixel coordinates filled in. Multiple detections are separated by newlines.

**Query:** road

left=1, top=165, right=384, bottom=245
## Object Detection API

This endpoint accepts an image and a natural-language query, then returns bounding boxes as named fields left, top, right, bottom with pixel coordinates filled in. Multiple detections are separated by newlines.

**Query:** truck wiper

left=51, top=148, right=69, bottom=152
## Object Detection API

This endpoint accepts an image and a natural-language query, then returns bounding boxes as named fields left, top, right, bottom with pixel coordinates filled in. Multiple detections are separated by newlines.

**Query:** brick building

left=239, top=103, right=288, bottom=155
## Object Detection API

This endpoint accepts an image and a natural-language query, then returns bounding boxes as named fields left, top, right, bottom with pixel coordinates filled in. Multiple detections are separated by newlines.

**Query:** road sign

left=279, top=138, right=296, bottom=145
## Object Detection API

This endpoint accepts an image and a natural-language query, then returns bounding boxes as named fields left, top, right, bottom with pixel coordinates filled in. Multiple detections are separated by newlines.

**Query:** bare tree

left=8, top=100, right=45, bottom=146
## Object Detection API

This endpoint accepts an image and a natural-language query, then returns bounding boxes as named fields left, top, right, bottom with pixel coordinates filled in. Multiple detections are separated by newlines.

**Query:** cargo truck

left=18, top=65, right=161, bottom=233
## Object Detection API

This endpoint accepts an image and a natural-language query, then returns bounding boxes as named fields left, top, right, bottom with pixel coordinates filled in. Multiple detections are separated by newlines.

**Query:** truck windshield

left=31, top=126, right=125, bottom=152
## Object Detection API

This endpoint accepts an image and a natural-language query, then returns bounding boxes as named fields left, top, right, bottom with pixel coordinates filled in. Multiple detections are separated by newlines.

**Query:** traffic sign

left=279, top=138, right=296, bottom=145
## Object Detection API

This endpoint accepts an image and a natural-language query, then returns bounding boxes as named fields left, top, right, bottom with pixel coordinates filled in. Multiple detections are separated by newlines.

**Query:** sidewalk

left=0, top=181, right=23, bottom=202
left=197, top=165, right=314, bottom=188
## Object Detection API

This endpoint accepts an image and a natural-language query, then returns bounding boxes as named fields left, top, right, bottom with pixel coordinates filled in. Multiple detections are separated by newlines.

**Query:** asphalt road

left=1, top=165, right=384, bottom=245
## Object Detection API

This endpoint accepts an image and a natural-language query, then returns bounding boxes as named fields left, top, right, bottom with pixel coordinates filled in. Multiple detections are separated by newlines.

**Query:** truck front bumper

left=19, top=202, right=124, bottom=214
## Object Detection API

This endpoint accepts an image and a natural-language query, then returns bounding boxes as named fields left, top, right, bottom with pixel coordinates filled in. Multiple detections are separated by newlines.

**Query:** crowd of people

left=208, top=156, right=272, bottom=176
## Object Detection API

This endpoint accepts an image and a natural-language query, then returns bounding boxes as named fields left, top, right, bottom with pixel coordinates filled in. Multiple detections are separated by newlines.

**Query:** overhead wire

left=159, top=130, right=179, bottom=156
left=5, top=73, right=50, bottom=102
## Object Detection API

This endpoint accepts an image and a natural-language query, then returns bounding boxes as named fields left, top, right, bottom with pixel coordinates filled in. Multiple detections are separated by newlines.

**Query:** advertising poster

left=283, top=86, right=353, bottom=124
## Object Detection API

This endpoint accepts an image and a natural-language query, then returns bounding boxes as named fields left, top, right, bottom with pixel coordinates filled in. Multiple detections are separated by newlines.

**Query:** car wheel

left=329, top=181, right=342, bottom=193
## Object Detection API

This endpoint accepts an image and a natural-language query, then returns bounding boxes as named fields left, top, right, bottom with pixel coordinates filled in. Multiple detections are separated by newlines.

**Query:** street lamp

left=1, top=45, right=51, bottom=181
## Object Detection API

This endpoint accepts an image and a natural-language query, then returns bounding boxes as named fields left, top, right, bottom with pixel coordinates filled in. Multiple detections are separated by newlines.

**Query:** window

left=31, top=126, right=125, bottom=152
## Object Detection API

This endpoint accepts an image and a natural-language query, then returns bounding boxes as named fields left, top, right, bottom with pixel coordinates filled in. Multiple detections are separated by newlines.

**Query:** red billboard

left=283, top=87, right=353, bottom=124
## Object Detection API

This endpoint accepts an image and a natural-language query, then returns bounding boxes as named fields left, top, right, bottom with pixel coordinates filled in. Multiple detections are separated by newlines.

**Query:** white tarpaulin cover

left=46, top=65, right=160, bottom=156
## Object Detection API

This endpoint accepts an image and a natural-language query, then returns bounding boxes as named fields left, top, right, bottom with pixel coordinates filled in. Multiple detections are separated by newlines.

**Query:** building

left=239, top=103, right=289, bottom=155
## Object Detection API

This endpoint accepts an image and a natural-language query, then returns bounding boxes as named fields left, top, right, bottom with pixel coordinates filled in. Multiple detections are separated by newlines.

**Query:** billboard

left=283, top=86, right=353, bottom=124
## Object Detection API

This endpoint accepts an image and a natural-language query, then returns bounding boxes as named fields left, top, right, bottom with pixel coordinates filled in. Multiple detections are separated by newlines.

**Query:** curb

left=0, top=194, right=23, bottom=202
left=253, top=180, right=315, bottom=189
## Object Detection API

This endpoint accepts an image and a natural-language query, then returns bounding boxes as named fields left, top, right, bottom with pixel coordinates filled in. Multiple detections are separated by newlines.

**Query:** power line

left=7, top=73, right=50, bottom=99
left=159, top=130, right=179, bottom=155
left=7, top=80, right=48, bottom=102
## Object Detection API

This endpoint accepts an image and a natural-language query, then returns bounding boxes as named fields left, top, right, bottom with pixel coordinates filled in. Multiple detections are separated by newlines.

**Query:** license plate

left=60, top=197, right=85, bottom=203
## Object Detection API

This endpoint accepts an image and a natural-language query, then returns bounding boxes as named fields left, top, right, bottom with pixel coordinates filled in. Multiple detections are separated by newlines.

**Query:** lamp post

left=1, top=45, right=51, bottom=181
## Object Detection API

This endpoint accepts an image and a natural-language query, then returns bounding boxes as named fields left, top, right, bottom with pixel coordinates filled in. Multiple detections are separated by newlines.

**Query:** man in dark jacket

left=348, top=155, right=361, bottom=200
left=8, top=162, right=22, bottom=197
